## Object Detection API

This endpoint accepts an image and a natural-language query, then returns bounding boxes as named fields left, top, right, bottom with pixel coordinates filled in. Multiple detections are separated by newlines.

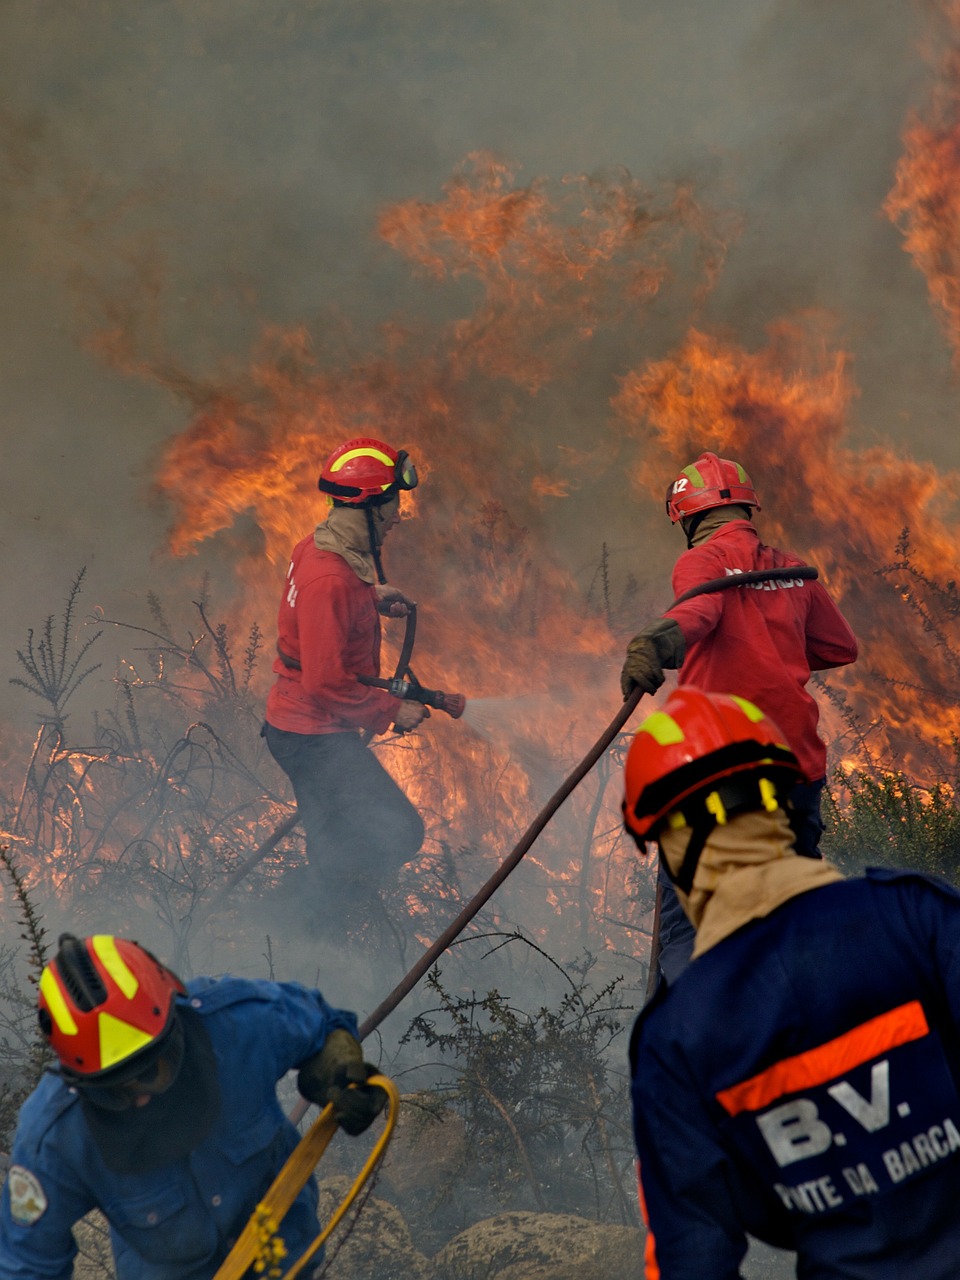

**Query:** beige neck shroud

left=313, top=498, right=399, bottom=584
left=659, top=807, right=844, bottom=958
left=685, top=504, right=752, bottom=546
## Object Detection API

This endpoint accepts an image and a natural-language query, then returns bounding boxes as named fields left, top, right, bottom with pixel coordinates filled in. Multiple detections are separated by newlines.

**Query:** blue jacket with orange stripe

left=630, top=868, right=960, bottom=1279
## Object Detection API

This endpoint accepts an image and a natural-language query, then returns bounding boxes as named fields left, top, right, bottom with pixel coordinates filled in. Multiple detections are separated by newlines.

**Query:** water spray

left=460, top=695, right=543, bottom=738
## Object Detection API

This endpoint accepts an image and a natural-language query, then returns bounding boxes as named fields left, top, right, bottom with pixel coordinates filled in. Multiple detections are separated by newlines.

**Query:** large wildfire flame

left=886, top=1, right=960, bottom=364
left=615, top=319, right=960, bottom=775
left=14, top=103, right=960, bottom=955
left=120, top=154, right=736, bottom=940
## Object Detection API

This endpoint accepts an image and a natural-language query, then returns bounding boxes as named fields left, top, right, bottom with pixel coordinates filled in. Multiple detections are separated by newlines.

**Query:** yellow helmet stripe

left=98, top=1011, right=155, bottom=1071
left=91, top=936, right=139, bottom=999
left=729, top=695, right=766, bottom=723
left=639, top=711, right=685, bottom=746
left=40, top=968, right=78, bottom=1036
left=683, top=463, right=706, bottom=489
left=329, top=446, right=394, bottom=473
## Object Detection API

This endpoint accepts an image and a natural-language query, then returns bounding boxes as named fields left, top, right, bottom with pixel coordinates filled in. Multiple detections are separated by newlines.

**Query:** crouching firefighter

left=0, top=933, right=386, bottom=1279
left=623, top=687, right=960, bottom=1280
left=262, top=436, right=429, bottom=927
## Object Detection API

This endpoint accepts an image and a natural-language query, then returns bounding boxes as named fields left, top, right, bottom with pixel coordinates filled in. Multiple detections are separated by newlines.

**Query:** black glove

left=620, top=618, right=686, bottom=699
left=297, top=1029, right=387, bottom=1136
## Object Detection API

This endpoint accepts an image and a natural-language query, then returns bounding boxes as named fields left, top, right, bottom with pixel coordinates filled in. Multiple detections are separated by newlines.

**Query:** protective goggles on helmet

left=70, top=1016, right=186, bottom=1111
left=394, top=450, right=418, bottom=492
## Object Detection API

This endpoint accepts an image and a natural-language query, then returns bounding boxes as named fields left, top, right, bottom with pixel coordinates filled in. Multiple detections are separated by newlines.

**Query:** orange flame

left=615, top=317, right=960, bottom=775
left=35, top=145, right=960, bottom=951
left=885, top=3, right=960, bottom=363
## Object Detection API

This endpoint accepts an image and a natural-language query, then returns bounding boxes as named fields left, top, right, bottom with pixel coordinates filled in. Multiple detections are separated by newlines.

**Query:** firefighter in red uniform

left=263, top=437, right=427, bottom=926
left=624, top=687, right=960, bottom=1280
left=620, top=451, right=858, bottom=982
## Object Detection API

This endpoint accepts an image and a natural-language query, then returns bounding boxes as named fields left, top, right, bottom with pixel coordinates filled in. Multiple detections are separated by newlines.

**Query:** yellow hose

left=213, top=1074, right=399, bottom=1280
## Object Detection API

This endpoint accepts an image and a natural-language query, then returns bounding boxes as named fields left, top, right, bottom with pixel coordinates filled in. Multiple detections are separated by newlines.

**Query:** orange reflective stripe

left=636, top=1161, right=661, bottom=1280
left=716, top=1000, right=929, bottom=1117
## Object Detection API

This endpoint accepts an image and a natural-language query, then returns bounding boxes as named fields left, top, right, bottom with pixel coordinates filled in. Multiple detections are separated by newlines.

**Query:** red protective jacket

left=265, top=535, right=397, bottom=736
left=664, top=521, right=858, bottom=780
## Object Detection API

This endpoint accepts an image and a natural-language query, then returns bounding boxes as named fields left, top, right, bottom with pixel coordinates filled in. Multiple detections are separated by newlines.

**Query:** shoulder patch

left=7, top=1165, right=47, bottom=1225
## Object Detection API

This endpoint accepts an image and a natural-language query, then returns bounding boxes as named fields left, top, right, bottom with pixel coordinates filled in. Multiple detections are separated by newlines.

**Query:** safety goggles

left=362, top=452, right=418, bottom=508
left=394, top=450, right=418, bottom=492
left=72, top=1018, right=186, bottom=1111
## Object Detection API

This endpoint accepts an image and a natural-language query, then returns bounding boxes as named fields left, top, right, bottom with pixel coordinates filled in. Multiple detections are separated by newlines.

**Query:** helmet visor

left=71, top=1016, right=186, bottom=1111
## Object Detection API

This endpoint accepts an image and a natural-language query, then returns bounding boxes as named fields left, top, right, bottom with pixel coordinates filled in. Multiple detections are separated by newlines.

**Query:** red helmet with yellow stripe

left=621, top=687, right=803, bottom=845
left=38, top=934, right=185, bottom=1081
left=318, top=437, right=418, bottom=507
left=665, top=451, right=760, bottom=523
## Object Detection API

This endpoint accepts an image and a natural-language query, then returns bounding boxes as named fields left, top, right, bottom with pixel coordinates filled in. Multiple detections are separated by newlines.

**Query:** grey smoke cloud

left=0, top=0, right=954, bottom=725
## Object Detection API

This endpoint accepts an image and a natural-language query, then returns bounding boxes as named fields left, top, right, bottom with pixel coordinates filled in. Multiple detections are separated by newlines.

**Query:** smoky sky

left=0, top=0, right=955, bottom=726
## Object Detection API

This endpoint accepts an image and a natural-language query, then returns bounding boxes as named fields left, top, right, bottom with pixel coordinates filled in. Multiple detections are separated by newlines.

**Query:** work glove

left=620, top=618, right=686, bottom=699
left=297, top=1029, right=387, bottom=1136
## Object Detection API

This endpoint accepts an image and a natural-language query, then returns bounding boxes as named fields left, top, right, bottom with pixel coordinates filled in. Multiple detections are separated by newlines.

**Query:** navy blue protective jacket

left=0, top=975, right=358, bottom=1279
left=631, top=869, right=960, bottom=1279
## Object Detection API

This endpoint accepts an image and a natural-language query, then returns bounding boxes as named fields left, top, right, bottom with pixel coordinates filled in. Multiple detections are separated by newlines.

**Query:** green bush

left=824, top=772, right=960, bottom=883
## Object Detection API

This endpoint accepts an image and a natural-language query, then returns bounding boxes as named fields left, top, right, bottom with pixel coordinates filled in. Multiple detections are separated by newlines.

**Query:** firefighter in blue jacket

left=0, top=933, right=386, bottom=1278
left=623, top=687, right=960, bottom=1280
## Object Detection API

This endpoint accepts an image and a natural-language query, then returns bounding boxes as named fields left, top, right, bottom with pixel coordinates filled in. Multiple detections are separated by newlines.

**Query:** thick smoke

left=1, top=2, right=953, bottom=717
left=5, top=5, right=960, bottom=1266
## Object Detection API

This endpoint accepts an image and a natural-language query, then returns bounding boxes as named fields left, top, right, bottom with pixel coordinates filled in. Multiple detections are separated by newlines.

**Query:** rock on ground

left=318, top=1175, right=435, bottom=1280
left=433, top=1210, right=643, bottom=1280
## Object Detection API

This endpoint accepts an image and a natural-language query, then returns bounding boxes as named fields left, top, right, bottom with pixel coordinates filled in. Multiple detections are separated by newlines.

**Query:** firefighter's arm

left=621, top=619, right=686, bottom=699
left=296, top=1030, right=387, bottom=1136
left=254, top=980, right=386, bottom=1135
left=0, top=1131, right=94, bottom=1280
left=634, top=1141, right=748, bottom=1278
left=632, top=1054, right=749, bottom=1279
left=803, top=583, right=858, bottom=670
left=664, top=546, right=728, bottom=646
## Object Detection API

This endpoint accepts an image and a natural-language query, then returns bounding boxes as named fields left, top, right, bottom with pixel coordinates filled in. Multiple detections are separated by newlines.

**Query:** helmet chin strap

left=666, top=818, right=717, bottom=895
left=365, top=506, right=388, bottom=584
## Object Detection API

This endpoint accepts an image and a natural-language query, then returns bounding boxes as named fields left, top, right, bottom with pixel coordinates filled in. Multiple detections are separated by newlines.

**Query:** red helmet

left=665, top=451, right=760, bottom=523
left=621, top=687, right=802, bottom=844
left=38, top=934, right=185, bottom=1081
left=318, top=437, right=418, bottom=507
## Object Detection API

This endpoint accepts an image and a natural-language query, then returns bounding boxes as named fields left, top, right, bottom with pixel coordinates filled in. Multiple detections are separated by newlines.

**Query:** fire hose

left=284, top=564, right=821, bottom=1124
left=212, top=1074, right=399, bottom=1280
left=210, top=565, right=822, bottom=1271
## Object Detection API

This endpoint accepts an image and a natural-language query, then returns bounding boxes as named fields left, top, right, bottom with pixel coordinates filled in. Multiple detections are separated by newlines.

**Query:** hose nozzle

left=358, top=675, right=466, bottom=719
left=426, top=689, right=466, bottom=719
